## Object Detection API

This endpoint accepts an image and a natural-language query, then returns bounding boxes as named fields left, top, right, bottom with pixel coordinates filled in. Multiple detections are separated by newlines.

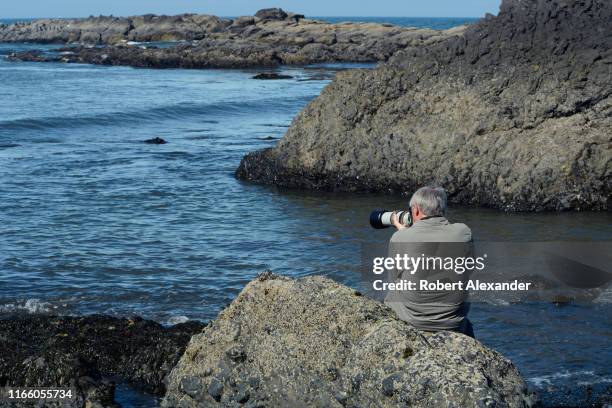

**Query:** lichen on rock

left=162, top=273, right=533, bottom=407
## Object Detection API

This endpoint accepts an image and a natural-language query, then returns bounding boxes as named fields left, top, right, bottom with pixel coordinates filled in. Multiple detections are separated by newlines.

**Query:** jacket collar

left=415, top=216, right=449, bottom=226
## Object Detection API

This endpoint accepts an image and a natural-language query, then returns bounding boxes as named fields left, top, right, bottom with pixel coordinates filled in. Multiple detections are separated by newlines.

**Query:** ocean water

left=0, top=17, right=479, bottom=29
left=317, top=16, right=479, bottom=29
left=0, top=19, right=35, bottom=24
left=0, top=18, right=610, bottom=407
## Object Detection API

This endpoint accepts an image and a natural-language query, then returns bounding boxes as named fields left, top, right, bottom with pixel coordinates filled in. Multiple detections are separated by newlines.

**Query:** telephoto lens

left=369, top=210, right=412, bottom=229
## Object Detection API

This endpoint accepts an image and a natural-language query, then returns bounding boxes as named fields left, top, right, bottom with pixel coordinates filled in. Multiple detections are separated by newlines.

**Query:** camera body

left=369, top=209, right=412, bottom=229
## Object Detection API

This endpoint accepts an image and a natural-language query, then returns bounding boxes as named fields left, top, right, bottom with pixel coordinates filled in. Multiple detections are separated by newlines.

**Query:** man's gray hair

left=409, top=186, right=448, bottom=216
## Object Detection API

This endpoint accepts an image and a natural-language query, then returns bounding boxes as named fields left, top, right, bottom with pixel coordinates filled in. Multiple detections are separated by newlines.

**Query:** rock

left=0, top=14, right=231, bottom=44
left=4, top=12, right=465, bottom=69
left=0, top=314, right=205, bottom=406
left=286, top=13, right=306, bottom=23
left=254, top=8, right=288, bottom=21
left=144, top=137, right=167, bottom=144
left=236, top=0, right=612, bottom=211
left=252, top=73, right=294, bottom=80
left=163, top=272, right=533, bottom=407
left=230, top=16, right=256, bottom=29
left=0, top=352, right=117, bottom=408
left=208, top=378, right=224, bottom=401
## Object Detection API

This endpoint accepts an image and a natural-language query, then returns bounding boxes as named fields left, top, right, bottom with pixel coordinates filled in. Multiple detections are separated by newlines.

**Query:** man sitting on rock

left=385, top=185, right=474, bottom=337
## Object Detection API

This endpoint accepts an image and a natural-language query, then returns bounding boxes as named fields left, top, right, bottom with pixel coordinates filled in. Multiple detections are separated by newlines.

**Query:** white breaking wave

left=593, top=286, right=612, bottom=303
left=165, top=315, right=190, bottom=325
left=0, top=298, right=53, bottom=313
left=528, top=370, right=611, bottom=388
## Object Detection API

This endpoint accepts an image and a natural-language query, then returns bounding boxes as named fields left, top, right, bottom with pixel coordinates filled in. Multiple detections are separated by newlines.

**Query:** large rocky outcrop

left=4, top=10, right=465, bottom=68
left=0, top=14, right=232, bottom=44
left=0, top=315, right=204, bottom=407
left=236, top=0, right=611, bottom=211
left=163, top=272, right=533, bottom=407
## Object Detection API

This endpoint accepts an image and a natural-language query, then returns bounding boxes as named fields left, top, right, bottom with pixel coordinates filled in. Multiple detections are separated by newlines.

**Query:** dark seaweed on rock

left=0, top=315, right=204, bottom=407
left=236, top=0, right=612, bottom=211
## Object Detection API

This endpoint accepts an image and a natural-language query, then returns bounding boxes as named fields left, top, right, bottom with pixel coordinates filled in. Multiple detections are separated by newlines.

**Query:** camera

left=369, top=209, right=412, bottom=229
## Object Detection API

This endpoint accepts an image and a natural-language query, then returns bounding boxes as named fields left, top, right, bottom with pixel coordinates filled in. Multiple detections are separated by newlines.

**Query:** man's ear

left=412, top=205, right=420, bottom=219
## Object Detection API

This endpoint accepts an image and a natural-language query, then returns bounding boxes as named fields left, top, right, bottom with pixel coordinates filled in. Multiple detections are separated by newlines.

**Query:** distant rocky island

left=236, top=0, right=611, bottom=211
left=2, top=8, right=465, bottom=68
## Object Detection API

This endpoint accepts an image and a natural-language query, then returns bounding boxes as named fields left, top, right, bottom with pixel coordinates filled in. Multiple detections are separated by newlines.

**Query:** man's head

left=409, top=186, right=448, bottom=222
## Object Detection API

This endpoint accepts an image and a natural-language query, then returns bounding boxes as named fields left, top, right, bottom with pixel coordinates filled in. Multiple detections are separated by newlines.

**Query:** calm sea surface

left=0, top=17, right=610, bottom=407
left=0, top=17, right=480, bottom=29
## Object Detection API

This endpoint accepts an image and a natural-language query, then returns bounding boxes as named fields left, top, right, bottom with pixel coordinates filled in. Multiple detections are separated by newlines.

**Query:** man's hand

left=391, top=211, right=406, bottom=231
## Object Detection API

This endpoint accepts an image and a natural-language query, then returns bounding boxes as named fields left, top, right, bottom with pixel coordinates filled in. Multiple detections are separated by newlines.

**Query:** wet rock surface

left=252, top=72, right=294, bottom=80
left=0, top=314, right=204, bottom=407
left=144, top=137, right=167, bottom=144
left=236, top=0, right=612, bottom=211
left=163, top=272, right=533, bottom=407
left=4, top=9, right=466, bottom=69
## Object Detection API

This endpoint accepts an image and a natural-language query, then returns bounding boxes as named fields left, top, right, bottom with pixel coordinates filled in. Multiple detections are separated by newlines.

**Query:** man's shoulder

left=391, top=220, right=472, bottom=243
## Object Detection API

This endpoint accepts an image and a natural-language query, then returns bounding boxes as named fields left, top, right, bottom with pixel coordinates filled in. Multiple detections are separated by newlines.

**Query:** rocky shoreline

left=3, top=9, right=466, bottom=69
left=236, top=0, right=611, bottom=211
left=0, top=273, right=537, bottom=407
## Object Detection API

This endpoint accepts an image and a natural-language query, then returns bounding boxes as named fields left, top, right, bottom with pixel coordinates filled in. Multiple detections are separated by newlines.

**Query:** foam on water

left=529, top=370, right=596, bottom=387
left=165, top=315, right=190, bottom=325
left=594, top=286, right=612, bottom=303
left=0, top=298, right=53, bottom=313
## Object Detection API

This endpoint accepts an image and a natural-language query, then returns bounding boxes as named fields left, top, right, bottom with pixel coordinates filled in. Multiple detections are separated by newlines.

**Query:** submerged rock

left=236, top=0, right=612, bottom=211
left=163, top=272, right=533, bottom=407
left=252, top=73, right=294, bottom=80
left=144, top=137, right=167, bottom=144
left=0, top=315, right=204, bottom=407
